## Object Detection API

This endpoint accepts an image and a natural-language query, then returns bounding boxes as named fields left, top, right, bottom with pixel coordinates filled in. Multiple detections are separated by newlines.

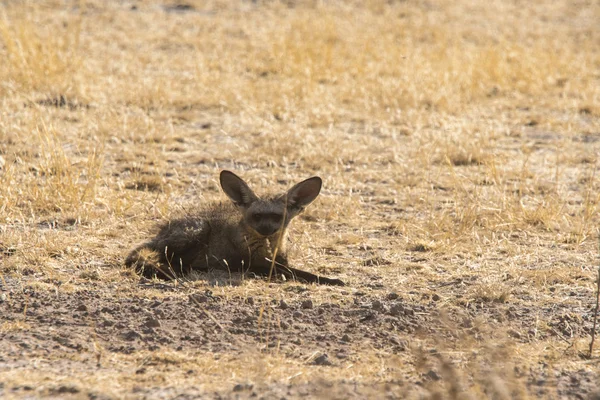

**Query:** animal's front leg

left=248, top=256, right=344, bottom=286
left=245, top=253, right=287, bottom=280
left=277, top=265, right=345, bottom=286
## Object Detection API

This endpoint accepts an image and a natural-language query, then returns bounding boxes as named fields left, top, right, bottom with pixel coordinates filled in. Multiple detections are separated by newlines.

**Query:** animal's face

left=244, top=200, right=286, bottom=237
left=219, top=170, right=322, bottom=238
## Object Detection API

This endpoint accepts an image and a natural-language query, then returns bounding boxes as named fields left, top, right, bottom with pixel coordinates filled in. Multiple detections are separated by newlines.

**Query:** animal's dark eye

left=268, top=213, right=282, bottom=222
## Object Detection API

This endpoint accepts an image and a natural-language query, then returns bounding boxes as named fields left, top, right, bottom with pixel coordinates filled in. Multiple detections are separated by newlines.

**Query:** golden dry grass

left=1, top=0, right=600, bottom=398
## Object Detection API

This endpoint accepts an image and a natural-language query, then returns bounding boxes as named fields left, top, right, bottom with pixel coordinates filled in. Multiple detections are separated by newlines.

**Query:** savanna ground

left=1, top=0, right=600, bottom=398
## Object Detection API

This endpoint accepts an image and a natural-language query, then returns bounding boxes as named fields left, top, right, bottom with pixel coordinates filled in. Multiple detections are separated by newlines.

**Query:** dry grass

left=1, top=0, right=600, bottom=398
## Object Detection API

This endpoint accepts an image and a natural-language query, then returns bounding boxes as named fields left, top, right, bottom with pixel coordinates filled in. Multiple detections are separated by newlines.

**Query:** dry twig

left=589, top=236, right=600, bottom=358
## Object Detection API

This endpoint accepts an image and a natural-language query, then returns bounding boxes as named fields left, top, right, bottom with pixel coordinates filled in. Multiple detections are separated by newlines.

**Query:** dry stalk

left=589, top=235, right=600, bottom=358
left=267, top=193, right=288, bottom=283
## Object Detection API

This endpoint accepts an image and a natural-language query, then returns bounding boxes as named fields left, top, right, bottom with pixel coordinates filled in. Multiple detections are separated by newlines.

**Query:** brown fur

left=125, top=171, right=344, bottom=286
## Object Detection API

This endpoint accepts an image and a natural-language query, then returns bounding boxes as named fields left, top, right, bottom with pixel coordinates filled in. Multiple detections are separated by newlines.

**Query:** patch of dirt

left=1, top=276, right=598, bottom=399
left=2, top=0, right=600, bottom=398
left=0, top=281, right=420, bottom=359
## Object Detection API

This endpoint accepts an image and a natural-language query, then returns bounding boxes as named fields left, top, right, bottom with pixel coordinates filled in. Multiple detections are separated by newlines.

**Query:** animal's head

left=219, top=170, right=322, bottom=237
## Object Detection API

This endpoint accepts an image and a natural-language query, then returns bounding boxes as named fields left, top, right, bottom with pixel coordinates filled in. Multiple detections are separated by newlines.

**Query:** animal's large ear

left=220, top=171, right=258, bottom=207
left=286, top=176, right=322, bottom=210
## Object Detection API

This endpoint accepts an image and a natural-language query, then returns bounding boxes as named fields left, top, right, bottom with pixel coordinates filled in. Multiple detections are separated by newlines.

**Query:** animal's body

left=125, top=170, right=344, bottom=286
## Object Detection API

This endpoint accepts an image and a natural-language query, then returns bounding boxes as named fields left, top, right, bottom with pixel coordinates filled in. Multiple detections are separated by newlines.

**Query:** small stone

left=13, top=385, right=33, bottom=391
left=424, top=370, right=441, bottom=381
left=101, top=319, right=114, bottom=327
left=312, top=354, right=332, bottom=366
left=292, top=311, right=303, bottom=318
left=461, top=317, right=473, bottom=329
left=389, top=303, right=404, bottom=316
left=233, top=383, right=253, bottom=392
left=387, top=292, right=399, bottom=300
left=362, top=256, right=391, bottom=266
left=508, top=329, right=522, bottom=339
left=279, top=300, right=289, bottom=310
left=360, top=312, right=376, bottom=322
left=513, top=366, right=522, bottom=375
left=56, top=385, right=80, bottom=394
left=144, top=317, right=161, bottom=328
left=301, top=299, right=313, bottom=309
left=122, top=330, right=141, bottom=341
left=371, top=300, right=384, bottom=311
left=189, top=294, right=208, bottom=304
left=233, top=384, right=243, bottom=392
left=341, top=334, right=351, bottom=342
left=432, top=293, right=441, bottom=301
left=390, top=337, right=408, bottom=351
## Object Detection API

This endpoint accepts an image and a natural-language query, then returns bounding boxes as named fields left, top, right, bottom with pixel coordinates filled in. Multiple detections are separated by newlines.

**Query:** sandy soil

left=1, top=0, right=600, bottom=398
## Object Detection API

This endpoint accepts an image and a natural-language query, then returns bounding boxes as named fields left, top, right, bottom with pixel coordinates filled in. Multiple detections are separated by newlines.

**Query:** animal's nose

left=257, top=224, right=277, bottom=236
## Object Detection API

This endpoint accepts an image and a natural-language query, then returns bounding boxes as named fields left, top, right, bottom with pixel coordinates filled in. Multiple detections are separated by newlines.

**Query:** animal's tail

left=125, top=245, right=173, bottom=279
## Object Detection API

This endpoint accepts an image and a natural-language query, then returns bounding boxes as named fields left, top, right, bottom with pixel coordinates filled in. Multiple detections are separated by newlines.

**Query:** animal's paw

left=321, top=277, right=345, bottom=286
